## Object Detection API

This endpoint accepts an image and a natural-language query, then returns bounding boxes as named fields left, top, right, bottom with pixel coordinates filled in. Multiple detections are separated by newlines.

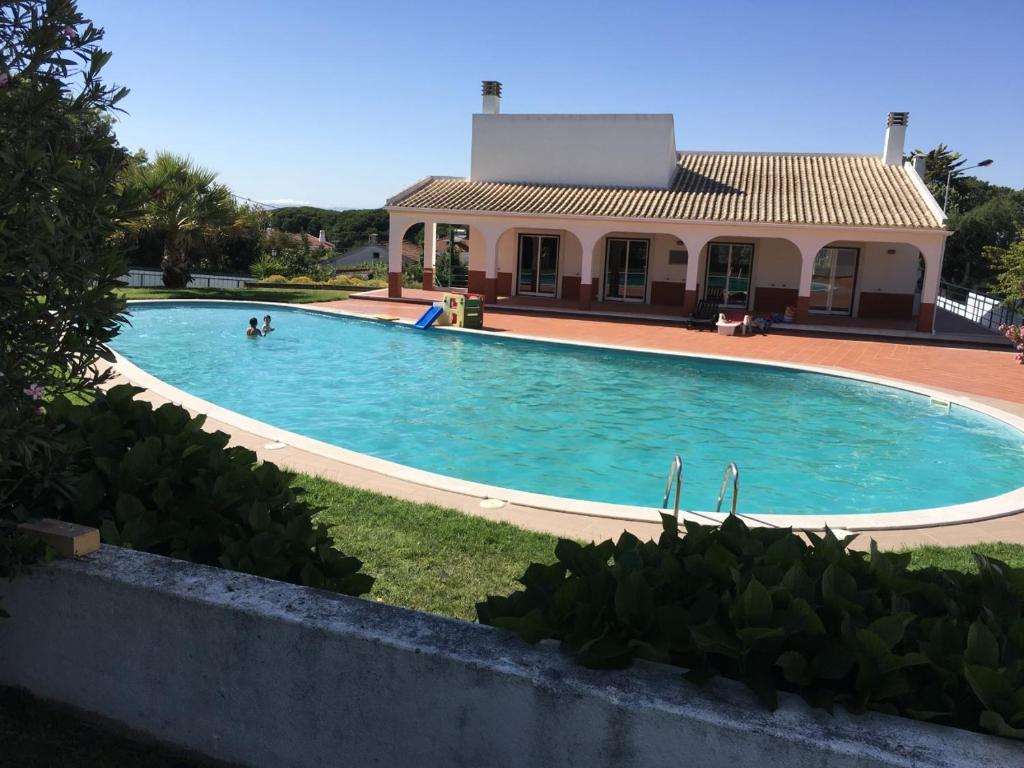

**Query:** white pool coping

left=114, top=299, right=1024, bottom=532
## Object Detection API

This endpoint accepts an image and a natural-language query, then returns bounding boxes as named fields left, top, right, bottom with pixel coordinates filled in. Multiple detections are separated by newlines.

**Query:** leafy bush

left=329, top=275, right=386, bottom=289
left=1, top=2, right=131, bottom=556
left=250, top=254, right=288, bottom=281
left=478, top=515, right=1024, bottom=739
left=262, top=274, right=289, bottom=284
left=45, top=385, right=373, bottom=596
left=289, top=275, right=315, bottom=285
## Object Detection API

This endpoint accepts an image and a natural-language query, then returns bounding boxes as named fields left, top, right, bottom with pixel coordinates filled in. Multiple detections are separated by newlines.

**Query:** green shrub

left=250, top=254, right=287, bottom=280
left=329, top=275, right=386, bottom=289
left=262, top=274, right=289, bottom=284
left=1, top=1, right=132, bottom=583
left=289, top=275, right=315, bottom=285
left=45, top=385, right=373, bottom=596
left=478, top=515, right=1024, bottom=739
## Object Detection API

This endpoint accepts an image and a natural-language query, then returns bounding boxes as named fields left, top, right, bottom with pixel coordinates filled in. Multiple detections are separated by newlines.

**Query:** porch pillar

left=422, top=220, right=437, bottom=292
left=387, top=214, right=415, bottom=299
left=917, top=239, right=947, bottom=333
left=794, top=238, right=829, bottom=323
left=484, top=237, right=499, bottom=303
left=468, top=223, right=505, bottom=302
left=676, top=232, right=714, bottom=315
left=576, top=230, right=603, bottom=310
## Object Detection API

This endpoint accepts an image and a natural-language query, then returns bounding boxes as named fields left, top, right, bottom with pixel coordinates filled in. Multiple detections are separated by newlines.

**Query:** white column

left=423, top=220, right=437, bottom=271
left=422, top=220, right=437, bottom=291
left=570, top=226, right=604, bottom=309
left=916, top=238, right=947, bottom=333
left=792, top=237, right=828, bottom=323
left=677, top=231, right=715, bottom=314
left=387, top=215, right=412, bottom=298
left=469, top=223, right=506, bottom=301
left=485, top=236, right=498, bottom=279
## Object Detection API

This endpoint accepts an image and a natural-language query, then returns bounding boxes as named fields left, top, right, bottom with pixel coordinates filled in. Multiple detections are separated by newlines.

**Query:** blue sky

left=85, top=0, right=1023, bottom=209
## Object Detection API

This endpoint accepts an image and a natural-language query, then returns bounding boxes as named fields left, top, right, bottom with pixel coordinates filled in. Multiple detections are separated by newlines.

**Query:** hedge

left=478, top=514, right=1024, bottom=739
left=44, top=385, right=372, bottom=596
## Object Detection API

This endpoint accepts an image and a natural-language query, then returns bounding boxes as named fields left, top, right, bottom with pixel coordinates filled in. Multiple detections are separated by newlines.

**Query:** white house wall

left=471, top=114, right=678, bottom=188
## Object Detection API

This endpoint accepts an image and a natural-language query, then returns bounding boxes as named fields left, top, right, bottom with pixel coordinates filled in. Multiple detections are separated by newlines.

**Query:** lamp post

left=944, top=158, right=993, bottom=213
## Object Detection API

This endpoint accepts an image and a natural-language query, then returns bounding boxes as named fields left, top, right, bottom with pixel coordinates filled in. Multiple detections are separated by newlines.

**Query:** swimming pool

left=112, top=302, right=1024, bottom=518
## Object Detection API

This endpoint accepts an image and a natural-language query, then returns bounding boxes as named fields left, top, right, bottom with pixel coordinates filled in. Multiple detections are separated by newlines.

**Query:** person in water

left=262, top=314, right=273, bottom=334
left=246, top=317, right=262, bottom=337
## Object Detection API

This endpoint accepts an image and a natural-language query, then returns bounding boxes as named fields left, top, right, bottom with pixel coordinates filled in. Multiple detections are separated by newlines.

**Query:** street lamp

left=944, top=158, right=993, bottom=212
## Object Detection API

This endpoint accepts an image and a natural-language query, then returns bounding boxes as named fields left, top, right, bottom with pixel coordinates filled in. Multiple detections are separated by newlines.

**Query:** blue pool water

left=111, top=302, right=1024, bottom=515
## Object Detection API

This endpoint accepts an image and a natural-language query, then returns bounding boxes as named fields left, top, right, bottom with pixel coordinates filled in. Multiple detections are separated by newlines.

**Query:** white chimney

left=481, top=80, right=502, bottom=114
left=318, top=229, right=326, bottom=244
left=882, top=111, right=909, bottom=166
left=911, top=152, right=927, bottom=179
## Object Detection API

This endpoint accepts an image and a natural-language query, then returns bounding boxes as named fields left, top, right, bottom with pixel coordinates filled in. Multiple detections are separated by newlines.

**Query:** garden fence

left=121, top=269, right=251, bottom=289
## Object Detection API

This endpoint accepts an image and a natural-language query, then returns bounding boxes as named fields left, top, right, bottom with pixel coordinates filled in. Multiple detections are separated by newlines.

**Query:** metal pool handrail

left=662, top=455, right=683, bottom=519
left=715, top=463, right=740, bottom=516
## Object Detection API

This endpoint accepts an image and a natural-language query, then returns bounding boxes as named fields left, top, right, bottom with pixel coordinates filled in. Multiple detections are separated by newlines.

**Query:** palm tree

left=126, top=153, right=235, bottom=287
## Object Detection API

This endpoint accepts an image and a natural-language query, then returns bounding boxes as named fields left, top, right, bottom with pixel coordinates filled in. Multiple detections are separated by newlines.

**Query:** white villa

left=386, top=82, right=949, bottom=332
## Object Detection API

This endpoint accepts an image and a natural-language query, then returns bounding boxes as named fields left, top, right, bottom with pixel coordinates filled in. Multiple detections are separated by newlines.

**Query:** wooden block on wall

left=17, top=518, right=100, bottom=558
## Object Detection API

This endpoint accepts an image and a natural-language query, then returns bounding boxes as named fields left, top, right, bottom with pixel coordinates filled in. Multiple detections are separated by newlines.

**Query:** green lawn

left=904, top=542, right=1024, bottom=571
left=300, top=475, right=561, bottom=620
left=0, top=687, right=226, bottom=767
left=118, top=286, right=351, bottom=303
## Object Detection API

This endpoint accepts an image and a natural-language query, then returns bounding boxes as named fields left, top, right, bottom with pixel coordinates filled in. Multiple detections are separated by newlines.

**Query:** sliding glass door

left=705, top=243, right=753, bottom=308
left=809, top=247, right=858, bottom=314
left=517, top=235, right=559, bottom=296
left=604, top=238, right=649, bottom=301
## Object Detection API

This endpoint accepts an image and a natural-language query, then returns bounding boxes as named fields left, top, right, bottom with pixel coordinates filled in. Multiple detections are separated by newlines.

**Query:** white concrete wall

left=471, top=114, right=678, bottom=188
left=2, top=547, right=1017, bottom=768
left=856, top=243, right=921, bottom=293
left=752, top=239, right=802, bottom=290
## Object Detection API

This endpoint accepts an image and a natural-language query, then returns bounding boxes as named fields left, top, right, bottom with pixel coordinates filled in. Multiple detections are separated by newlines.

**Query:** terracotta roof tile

left=388, top=154, right=942, bottom=230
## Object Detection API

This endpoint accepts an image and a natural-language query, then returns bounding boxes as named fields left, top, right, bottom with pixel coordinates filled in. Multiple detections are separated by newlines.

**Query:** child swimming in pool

left=246, top=317, right=262, bottom=337
left=262, top=314, right=273, bottom=334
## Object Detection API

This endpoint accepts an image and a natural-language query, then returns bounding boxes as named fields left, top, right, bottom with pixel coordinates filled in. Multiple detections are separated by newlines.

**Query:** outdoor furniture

left=687, top=299, right=719, bottom=330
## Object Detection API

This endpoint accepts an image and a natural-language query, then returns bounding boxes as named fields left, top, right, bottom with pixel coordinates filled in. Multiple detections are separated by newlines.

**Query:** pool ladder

left=661, top=458, right=740, bottom=519
left=715, top=463, right=740, bottom=516
left=662, top=455, right=683, bottom=519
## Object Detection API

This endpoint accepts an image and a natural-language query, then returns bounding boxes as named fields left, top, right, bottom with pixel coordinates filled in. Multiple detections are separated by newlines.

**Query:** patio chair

left=687, top=299, right=720, bottom=330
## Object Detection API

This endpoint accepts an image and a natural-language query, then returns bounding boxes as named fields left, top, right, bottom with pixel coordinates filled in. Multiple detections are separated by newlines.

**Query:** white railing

left=937, top=282, right=1023, bottom=330
left=121, top=269, right=251, bottom=289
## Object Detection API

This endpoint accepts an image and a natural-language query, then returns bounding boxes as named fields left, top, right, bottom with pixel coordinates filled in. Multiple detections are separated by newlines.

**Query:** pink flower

left=61, top=25, right=78, bottom=39
left=23, top=383, right=44, bottom=400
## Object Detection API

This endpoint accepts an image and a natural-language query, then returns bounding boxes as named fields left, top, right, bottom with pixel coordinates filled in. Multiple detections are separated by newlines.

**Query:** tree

left=125, top=153, right=235, bottom=287
left=988, top=232, right=1024, bottom=304
left=0, top=1, right=131, bottom=522
left=945, top=195, right=1024, bottom=286
left=915, top=144, right=1024, bottom=288
left=915, top=143, right=965, bottom=199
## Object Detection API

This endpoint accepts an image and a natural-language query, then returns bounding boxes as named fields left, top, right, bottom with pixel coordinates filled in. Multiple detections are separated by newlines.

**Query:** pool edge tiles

left=112, top=300, right=1024, bottom=530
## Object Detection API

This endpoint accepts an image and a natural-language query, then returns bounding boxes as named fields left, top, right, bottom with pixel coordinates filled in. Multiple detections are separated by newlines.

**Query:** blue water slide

left=414, top=304, right=444, bottom=329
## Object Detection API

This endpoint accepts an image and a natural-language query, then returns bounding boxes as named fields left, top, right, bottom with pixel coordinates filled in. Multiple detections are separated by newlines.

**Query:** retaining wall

left=1, top=547, right=1020, bottom=768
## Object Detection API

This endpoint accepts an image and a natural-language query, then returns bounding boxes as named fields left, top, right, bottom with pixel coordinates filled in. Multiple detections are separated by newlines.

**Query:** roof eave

left=901, top=161, right=948, bottom=229
left=384, top=203, right=950, bottom=236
